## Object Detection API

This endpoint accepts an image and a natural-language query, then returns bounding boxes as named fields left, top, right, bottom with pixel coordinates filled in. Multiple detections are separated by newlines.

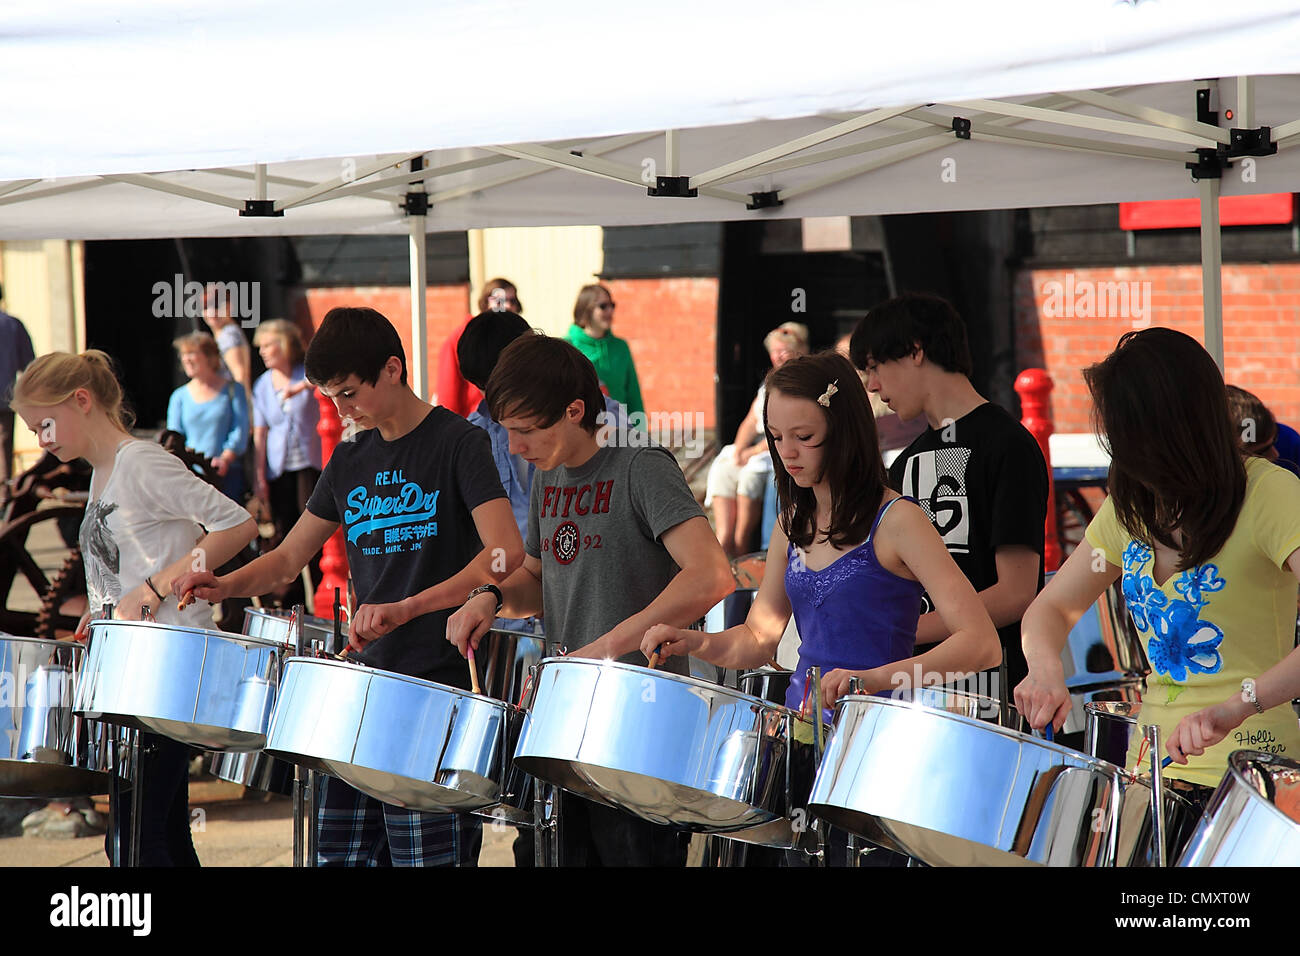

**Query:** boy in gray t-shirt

left=447, top=333, right=733, bottom=865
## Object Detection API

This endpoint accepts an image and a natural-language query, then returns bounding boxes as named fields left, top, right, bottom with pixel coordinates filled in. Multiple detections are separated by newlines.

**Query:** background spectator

left=0, top=283, right=36, bottom=486
left=167, top=332, right=249, bottom=500
left=566, top=283, right=644, bottom=417
left=438, top=278, right=522, bottom=417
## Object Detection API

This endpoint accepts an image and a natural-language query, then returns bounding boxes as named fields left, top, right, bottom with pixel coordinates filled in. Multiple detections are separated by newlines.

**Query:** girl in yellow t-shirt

left=1015, top=328, right=1300, bottom=799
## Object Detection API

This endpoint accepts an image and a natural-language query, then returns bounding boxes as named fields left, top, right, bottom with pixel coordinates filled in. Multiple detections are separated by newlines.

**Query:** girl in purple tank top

left=643, top=351, right=1000, bottom=714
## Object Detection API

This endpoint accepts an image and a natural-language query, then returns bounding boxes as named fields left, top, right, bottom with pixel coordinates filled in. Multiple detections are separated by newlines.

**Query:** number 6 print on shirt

left=901, top=447, right=972, bottom=553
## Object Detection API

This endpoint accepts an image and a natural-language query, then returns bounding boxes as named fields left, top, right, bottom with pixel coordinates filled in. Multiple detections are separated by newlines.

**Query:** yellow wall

left=1, top=240, right=85, bottom=472
left=469, top=225, right=604, bottom=336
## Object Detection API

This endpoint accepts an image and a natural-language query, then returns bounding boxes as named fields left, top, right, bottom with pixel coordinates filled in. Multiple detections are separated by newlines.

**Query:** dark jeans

left=559, top=795, right=688, bottom=867
left=106, top=733, right=201, bottom=867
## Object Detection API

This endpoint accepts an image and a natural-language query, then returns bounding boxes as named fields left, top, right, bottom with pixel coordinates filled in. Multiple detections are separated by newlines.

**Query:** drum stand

left=533, top=783, right=562, bottom=867
left=287, top=605, right=321, bottom=868
left=106, top=726, right=147, bottom=868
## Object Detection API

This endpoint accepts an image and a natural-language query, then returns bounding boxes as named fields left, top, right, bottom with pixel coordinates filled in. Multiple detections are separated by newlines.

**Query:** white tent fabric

left=2, top=0, right=1300, bottom=239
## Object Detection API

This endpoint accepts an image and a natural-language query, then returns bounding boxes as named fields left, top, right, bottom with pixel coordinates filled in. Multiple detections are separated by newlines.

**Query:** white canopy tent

left=4, top=0, right=1300, bottom=394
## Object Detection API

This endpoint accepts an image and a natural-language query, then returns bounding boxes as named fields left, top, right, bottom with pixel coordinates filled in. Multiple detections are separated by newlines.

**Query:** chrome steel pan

left=74, top=620, right=282, bottom=751
left=242, top=607, right=337, bottom=649
left=265, top=657, right=510, bottom=813
left=469, top=628, right=555, bottom=826
left=514, top=657, right=790, bottom=832
left=1, top=634, right=112, bottom=797
left=1058, top=576, right=1150, bottom=687
left=1177, top=750, right=1300, bottom=866
left=1084, top=700, right=1142, bottom=766
left=808, top=694, right=1194, bottom=867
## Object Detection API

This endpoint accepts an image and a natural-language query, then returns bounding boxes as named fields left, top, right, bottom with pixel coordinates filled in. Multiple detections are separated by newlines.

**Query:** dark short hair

left=1085, top=327, right=1244, bottom=570
left=477, top=278, right=521, bottom=314
left=849, top=293, right=973, bottom=376
left=486, top=334, right=603, bottom=433
left=457, top=311, right=531, bottom=390
left=305, top=307, right=407, bottom=387
left=765, top=350, right=887, bottom=550
left=1225, top=384, right=1278, bottom=455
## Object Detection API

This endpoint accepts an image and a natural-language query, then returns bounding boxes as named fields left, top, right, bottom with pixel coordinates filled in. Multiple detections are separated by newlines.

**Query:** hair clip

left=817, top=380, right=839, bottom=407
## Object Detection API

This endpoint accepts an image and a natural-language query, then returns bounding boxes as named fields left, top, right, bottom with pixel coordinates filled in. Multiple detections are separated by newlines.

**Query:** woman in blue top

left=167, top=331, right=249, bottom=501
left=643, top=350, right=999, bottom=710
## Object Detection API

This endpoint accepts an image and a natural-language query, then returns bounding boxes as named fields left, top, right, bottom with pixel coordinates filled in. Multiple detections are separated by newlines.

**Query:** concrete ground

left=0, top=779, right=517, bottom=867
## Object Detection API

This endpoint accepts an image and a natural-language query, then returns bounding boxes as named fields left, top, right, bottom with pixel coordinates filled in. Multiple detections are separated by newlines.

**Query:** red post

left=313, top=391, right=350, bottom=613
left=1014, top=369, right=1061, bottom=573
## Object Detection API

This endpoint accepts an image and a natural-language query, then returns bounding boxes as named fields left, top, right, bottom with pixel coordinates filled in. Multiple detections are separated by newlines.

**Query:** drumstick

left=646, top=645, right=662, bottom=670
left=177, top=589, right=196, bottom=611
left=468, top=647, right=482, bottom=695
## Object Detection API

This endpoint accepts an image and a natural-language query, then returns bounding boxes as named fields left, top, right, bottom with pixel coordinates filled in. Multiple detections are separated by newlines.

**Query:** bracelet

left=1241, top=678, right=1265, bottom=715
left=467, top=584, right=504, bottom=615
left=145, top=576, right=165, bottom=602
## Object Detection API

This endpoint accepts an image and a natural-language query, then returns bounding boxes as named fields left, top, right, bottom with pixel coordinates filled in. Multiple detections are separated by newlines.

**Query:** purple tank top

left=783, top=496, right=923, bottom=712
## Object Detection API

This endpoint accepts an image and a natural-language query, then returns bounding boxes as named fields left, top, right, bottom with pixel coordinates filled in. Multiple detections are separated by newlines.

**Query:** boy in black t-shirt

left=850, top=293, right=1047, bottom=699
left=174, top=307, right=524, bottom=867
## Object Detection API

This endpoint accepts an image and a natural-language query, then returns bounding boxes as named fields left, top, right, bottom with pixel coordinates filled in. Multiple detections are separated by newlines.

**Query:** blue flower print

left=1122, top=574, right=1166, bottom=632
left=1173, top=564, right=1225, bottom=608
left=1122, top=540, right=1151, bottom=570
left=1144, top=599, right=1224, bottom=682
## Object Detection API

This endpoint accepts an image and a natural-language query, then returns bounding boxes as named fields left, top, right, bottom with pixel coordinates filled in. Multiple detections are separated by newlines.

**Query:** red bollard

left=313, top=390, right=350, bottom=613
left=1014, top=369, right=1061, bottom=573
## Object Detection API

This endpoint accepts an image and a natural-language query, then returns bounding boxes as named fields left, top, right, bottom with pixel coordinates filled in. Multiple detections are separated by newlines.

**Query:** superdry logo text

left=49, top=886, right=151, bottom=936
left=344, top=470, right=440, bottom=551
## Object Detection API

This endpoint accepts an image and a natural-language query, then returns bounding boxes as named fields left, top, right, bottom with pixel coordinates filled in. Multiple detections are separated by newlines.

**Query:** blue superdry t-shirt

left=306, top=406, right=505, bottom=685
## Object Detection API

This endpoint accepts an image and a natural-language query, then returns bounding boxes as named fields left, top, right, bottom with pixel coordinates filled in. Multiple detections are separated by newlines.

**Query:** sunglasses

left=595, top=301, right=616, bottom=310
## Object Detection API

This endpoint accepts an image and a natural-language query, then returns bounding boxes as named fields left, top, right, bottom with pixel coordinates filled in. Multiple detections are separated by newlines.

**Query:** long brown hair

left=766, top=351, right=887, bottom=549
left=1084, top=327, right=1245, bottom=569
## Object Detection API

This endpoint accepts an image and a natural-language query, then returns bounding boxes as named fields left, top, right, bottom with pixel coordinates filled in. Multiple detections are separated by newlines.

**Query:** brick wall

left=603, top=277, right=719, bottom=428
left=1016, top=263, right=1300, bottom=433
left=292, top=284, right=470, bottom=399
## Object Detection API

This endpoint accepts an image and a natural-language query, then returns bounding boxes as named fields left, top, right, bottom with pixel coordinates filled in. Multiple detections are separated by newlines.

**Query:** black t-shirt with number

left=306, top=406, right=505, bottom=686
left=887, top=402, right=1048, bottom=692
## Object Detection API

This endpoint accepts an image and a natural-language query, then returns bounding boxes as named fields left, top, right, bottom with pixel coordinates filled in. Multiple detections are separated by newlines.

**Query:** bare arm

left=445, top=552, right=544, bottom=656
left=1014, top=540, right=1119, bottom=731
left=575, top=514, right=733, bottom=660
left=821, top=501, right=1002, bottom=703
left=253, top=425, right=269, bottom=501
left=914, top=545, right=1041, bottom=644
left=642, top=520, right=792, bottom=669
left=224, top=343, right=252, bottom=398
left=172, top=508, right=337, bottom=603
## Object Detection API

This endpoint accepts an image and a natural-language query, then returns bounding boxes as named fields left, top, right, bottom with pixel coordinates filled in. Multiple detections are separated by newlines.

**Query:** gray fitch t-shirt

left=526, top=441, right=705, bottom=670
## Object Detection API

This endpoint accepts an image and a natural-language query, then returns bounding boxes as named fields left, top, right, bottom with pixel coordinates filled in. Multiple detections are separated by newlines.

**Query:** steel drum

left=1055, top=575, right=1149, bottom=737
left=207, top=608, right=338, bottom=795
left=1177, top=750, right=1300, bottom=866
left=0, top=633, right=115, bottom=797
left=265, top=657, right=511, bottom=813
left=514, top=657, right=791, bottom=833
left=75, top=620, right=282, bottom=751
left=808, top=694, right=1195, bottom=866
left=1084, top=700, right=1143, bottom=767
left=471, top=627, right=556, bottom=826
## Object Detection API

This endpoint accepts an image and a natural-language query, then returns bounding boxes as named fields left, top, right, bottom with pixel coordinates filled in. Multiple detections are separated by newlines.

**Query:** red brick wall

left=292, top=284, right=471, bottom=399
left=603, top=277, right=719, bottom=428
left=1016, top=264, right=1300, bottom=433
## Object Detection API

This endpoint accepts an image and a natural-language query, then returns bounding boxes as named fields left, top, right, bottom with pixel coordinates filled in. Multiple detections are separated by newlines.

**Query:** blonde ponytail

left=12, top=350, right=136, bottom=431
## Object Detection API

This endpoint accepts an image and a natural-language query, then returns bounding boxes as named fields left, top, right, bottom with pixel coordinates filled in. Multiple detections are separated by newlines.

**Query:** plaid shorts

left=316, top=775, right=482, bottom=867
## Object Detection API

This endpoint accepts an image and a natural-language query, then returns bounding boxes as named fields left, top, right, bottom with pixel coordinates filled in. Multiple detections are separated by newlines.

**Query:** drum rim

left=535, top=655, right=791, bottom=711
left=1227, top=748, right=1300, bottom=826
left=834, top=692, right=1126, bottom=775
left=0, top=633, right=85, bottom=651
left=1083, top=699, right=1142, bottom=724
left=280, top=655, right=511, bottom=709
left=86, top=618, right=285, bottom=650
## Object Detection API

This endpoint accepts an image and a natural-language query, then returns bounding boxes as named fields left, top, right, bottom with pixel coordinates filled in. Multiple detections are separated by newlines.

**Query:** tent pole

left=1199, top=176, right=1224, bottom=370
left=409, top=214, right=428, bottom=401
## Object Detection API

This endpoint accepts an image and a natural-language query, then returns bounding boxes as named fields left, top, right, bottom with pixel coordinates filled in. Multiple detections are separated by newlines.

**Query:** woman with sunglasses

left=566, top=284, right=645, bottom=417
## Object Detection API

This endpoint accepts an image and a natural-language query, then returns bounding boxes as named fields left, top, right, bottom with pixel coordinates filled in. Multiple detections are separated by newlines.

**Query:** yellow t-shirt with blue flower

left=1085, top=456, right=1300, bottom=788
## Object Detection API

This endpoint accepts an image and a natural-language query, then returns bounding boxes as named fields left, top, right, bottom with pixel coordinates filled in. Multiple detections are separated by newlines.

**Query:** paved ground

left=0, top=780, right=517, bottom=867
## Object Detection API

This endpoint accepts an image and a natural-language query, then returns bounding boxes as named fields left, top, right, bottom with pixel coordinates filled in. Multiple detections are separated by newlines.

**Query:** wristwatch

left=467, top=584, right=504, bottom=615
left=1241, top=678, right=1264, bottom=715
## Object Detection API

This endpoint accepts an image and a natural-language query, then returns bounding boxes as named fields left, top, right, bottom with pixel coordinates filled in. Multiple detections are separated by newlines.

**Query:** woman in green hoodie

left=566, top=284, right=645, bottom=417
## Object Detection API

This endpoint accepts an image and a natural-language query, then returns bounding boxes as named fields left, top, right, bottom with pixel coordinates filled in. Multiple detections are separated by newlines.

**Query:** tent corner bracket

left=746, top=190, right=783, bottom=210
left=401, top=192, right=430, bottom=216
left=1227, top=127, right=1277, bottom=158
left=1185, top=147, right=1227, bottom=183
left=647, top=175, right=697, bottom=197
left=952, top=117, right=971, bottom=140
left=240, top=199, right=284, bottom=217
